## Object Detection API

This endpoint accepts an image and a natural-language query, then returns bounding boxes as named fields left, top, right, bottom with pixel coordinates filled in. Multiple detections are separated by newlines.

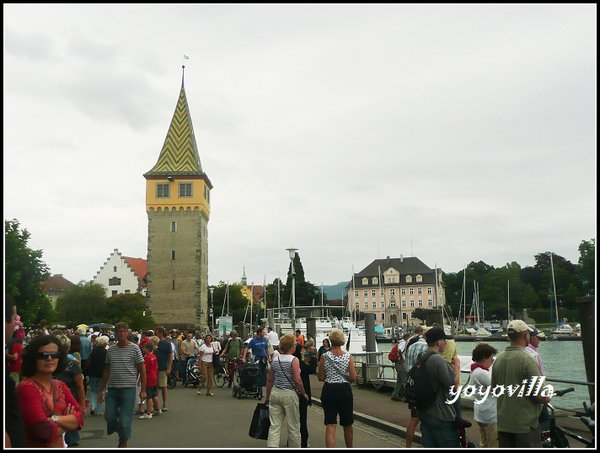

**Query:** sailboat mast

left=462, top=267, right=467, bottom=326
left=507, top=279, right=510, bottom=322
left=549, top=252, right=559, bottom=327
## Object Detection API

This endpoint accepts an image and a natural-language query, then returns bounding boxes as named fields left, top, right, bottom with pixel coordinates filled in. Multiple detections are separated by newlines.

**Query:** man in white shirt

left=266, top=327, right=279, bottom=350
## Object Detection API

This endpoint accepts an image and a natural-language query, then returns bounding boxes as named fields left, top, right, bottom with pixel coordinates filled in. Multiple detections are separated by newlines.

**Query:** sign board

left=216, top=316, right=233, bottom=338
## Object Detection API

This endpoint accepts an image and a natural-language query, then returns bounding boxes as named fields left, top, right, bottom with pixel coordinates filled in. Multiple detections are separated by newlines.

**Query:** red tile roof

left=123, top=257, right=148, bottom=288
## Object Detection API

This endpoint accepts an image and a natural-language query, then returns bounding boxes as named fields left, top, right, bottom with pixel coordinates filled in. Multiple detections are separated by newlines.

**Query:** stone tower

left=144, top=67, right=212, bottom=330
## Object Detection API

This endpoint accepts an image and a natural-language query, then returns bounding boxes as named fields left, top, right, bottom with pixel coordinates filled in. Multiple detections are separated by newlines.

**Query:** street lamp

left=286, top=248, right=298, bottom=330
left=209, top=286, right=215, bottom=332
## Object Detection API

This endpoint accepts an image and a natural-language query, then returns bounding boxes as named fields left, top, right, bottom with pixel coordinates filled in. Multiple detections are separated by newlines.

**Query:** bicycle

left=541, top=387, right=595, bottom=448
left=213, top=356, right=228, bottom=388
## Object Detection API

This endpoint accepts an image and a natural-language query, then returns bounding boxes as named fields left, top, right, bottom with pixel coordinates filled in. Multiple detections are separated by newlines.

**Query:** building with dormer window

left=347, top=255, right=445, bottom=327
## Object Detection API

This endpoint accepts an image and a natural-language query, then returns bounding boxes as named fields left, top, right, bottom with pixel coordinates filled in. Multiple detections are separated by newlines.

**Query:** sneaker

left=139, top=413, right=152, bottom=419
left=162, top=407, right=168, bottom=412
left=207, top=392, right=215, bottom=396
left=153, top=410, right=162, bottom=416
left=197, top=391, right=202, bottom=395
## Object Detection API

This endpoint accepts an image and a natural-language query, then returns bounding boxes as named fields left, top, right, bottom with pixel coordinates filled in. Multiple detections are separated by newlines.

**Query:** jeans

left=88, top=377, right=105, bottom=414
left=105, top=387, right=137, bottom=441
left=391, top=362, right=406, bottom=398
left=419, top=416, right=461, bottom=448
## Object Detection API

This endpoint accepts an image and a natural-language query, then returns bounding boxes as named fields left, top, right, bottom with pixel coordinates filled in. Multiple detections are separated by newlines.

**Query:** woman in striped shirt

left=264, top=333, right=308, bottom=448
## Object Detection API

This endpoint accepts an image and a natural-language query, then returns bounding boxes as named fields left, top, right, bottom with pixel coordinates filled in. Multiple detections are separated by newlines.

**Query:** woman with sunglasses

left=16, top=335, right=84, bottom=448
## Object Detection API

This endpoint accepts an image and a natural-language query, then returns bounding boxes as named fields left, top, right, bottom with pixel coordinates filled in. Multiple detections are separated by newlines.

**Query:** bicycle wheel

left=214, top=372, right=227, bottom=388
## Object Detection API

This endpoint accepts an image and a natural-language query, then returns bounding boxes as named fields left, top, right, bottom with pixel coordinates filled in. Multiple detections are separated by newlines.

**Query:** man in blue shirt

left=242, top=327, right=269, bottom=387
left=154, top=326, right=173, bottom=411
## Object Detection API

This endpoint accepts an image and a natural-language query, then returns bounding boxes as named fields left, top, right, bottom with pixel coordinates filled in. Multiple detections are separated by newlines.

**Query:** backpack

left=388, top=343, right=399, bottom=362
left=403, top=353, right=437, bottom=409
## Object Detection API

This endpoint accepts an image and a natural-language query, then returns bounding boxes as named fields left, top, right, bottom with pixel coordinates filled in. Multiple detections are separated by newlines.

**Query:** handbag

left=249, top=402, right=270, bottom=440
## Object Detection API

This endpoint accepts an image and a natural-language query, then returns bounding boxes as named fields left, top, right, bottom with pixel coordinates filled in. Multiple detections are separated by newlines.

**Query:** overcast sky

left=4, top=4, right=596, bottom=289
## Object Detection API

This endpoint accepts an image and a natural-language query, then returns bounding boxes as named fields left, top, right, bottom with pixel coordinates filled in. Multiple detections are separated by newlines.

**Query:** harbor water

left=374, top=340, right=590, bottom=411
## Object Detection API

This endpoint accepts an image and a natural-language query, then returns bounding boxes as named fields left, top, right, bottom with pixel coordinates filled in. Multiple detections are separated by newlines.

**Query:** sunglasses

left=36, top=351, right=61, bottom=360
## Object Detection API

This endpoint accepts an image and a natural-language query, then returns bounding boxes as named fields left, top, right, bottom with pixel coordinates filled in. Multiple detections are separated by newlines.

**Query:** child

left=139, top=341, right=160, bottom=418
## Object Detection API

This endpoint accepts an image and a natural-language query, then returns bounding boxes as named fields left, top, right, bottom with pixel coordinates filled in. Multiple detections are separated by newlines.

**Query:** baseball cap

left=425, top=326, right=453, bottom=343
left=507, top=320, right=530, bottom=333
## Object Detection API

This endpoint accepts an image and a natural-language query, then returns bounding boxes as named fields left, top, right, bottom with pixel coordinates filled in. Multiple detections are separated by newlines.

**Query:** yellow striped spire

left=145, top=68, right=203, bottom=176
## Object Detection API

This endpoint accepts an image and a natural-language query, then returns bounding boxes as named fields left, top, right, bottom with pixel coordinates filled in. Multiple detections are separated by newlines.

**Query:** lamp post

left=286, top=248, right=298, bottom=331
left=209, top=286, right=215, bottom=333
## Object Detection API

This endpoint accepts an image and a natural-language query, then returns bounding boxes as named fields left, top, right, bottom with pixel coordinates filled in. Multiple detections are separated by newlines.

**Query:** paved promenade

left=75, top=375, right=421, bottom=449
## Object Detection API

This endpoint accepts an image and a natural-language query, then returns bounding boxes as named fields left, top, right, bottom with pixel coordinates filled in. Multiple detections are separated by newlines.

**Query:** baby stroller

left=232, top=360, right=263, bottom=399
left=184, top=355, right=201, bottom=388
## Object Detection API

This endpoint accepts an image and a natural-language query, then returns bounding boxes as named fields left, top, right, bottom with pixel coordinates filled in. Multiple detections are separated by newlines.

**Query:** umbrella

left=88, top=323, right=115, bottom=330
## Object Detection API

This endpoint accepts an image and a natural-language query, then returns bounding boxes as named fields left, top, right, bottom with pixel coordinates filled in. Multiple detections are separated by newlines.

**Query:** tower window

left=171, top=250, right=176, bottom=260
left=171, top=221, right=177, bottom=232
left=179, top=183, right=192, bottom=197
left=172, top=280, right=176, bottom=290
left=156, top=183, right=170, bottom=198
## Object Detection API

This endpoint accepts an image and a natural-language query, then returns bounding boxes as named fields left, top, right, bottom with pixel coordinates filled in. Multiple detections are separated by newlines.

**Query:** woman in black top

left=293, top=344, right=316, bottom=448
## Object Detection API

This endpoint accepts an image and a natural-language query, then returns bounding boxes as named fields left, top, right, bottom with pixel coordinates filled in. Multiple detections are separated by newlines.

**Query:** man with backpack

left=403, top=325, right=427, bottom=448
left=408, top=326, right=460, bottom=448
left=389, top=333, right=409, bottom=401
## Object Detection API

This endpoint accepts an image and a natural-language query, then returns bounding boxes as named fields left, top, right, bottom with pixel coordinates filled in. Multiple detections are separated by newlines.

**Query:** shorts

left=146, top=386, right=158, bottom=399
left=321, top=382, right=354, bottom=426
left=157, top=371, right=167, bottom=388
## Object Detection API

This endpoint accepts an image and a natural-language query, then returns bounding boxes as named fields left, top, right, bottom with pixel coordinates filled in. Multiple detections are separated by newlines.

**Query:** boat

left=264, top=305, right=378, bottom=354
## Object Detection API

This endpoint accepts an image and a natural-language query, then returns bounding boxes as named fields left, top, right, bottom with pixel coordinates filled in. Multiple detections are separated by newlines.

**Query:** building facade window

left=402, top=301, right=406, bottom=307
left=156, top=183, right=170, bottom=198
left=428, top=300, right=433, bottom=306
left=418, top=300, right=423, bottom=307
left=363, top=290, right=368, bottom=297
left=372, top=301, right=377, bottom=308
left=390, top=288, right=396, bottom=296
left=364, top=302, right=368, bottom=309
left=113, top=266, right=117, bottom=272
left=108, top=277, right=121, bottom=286
left=401, top=288, right=406, bottom=295
left=172, top=280, right=176, bottom=290
left=171, top=221, right=177, bottom=232
left=362, top=278, right=368, bottom=285
left=409, top=288, right=414, bottom=295
left=354, top=290, right=359, bottom=297
left=371, top=289, right=376, bottom=297
left=380, top=301, right=385, bottom=308
left=125, top=290, right=130, bottom=294
left=410, top=301, right=415, bottom=307
left=428, top=287, right=433, bottom=294
left=355, top=302, right=360, bottom=309
left=418, top=288, right=422, bottom=295
left=416, top=274, right=423, bottom=282
left=112, top=290, right=118, bottom=296
left=179, top=183, right=192, bottom=197
left=372, top=277, right=378, bottom=285
left=390, top=300, right=396, bottom=308
left=406, top=275, right=412, bottom=283
left=171, top=250, right=176, bottom=260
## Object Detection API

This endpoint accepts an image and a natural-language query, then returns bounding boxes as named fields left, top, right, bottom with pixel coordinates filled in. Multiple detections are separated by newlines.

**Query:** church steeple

left=144, top=67, right=204, bottom=177
left=241, top=266, right=247, bottom=286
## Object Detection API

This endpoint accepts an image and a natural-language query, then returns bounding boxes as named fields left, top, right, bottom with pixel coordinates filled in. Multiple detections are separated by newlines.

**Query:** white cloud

left=3, top=4, right=596, bottom=287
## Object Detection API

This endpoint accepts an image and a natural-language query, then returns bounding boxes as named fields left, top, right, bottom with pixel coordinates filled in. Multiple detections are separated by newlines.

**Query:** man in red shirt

left=7, top=323, right=25, bottom=384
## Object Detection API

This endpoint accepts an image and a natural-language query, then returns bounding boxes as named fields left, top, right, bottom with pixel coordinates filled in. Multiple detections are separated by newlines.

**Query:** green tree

left=576, top=239, right=595, bottom=296
left=103, top=293, right=155, bottom=331
left=281, top=252, right=324, bottom=307
left=55, top=281, right=108, bottom=326
left=5, top=219, right=53, bottom=325
left=211, top=282, right=248, bottom=325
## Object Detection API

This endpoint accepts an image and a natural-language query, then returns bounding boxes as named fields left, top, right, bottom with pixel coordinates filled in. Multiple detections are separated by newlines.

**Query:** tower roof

left=144, top=71, right=204, bottom=177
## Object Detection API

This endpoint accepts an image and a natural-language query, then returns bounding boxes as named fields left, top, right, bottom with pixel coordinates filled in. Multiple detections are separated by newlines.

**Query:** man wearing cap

left=492, top=320, right=550, bottom=448
left=524, top=327, right=546, bottom=375
left=415, top=326, right=461, bottom=448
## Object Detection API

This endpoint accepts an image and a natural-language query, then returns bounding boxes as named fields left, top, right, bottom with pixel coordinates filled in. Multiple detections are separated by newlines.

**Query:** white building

left=93, top=248, right=148, bottom=298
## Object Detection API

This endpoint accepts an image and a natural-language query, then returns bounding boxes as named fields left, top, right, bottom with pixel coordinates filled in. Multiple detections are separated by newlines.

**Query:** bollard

left=364, top=313, right=378, bottom=383
left=576, top=296, right=595, bottom=402
left=306, top=318, right=317, bottom=347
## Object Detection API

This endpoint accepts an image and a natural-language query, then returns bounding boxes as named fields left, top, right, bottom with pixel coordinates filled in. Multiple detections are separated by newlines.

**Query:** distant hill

left=322, top=281, right=349, bottom=300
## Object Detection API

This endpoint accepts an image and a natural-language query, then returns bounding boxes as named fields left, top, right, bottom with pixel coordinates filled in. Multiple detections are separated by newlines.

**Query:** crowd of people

left=386, top=319, right=560, bottom=448
left=6, top=297, right=576, bottom=449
